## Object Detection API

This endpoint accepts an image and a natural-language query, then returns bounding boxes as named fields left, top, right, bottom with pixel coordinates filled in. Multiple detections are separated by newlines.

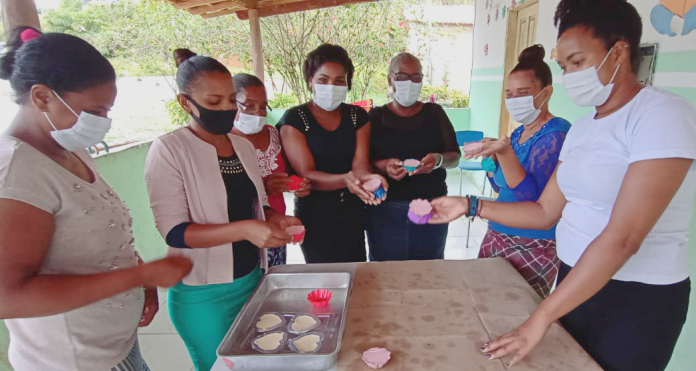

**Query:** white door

left=502, top=2, right=539, bottom=136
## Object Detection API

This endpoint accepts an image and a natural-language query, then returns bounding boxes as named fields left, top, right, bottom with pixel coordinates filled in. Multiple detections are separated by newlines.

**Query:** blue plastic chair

left=456, top=131, right=486, bottom=196
left=456, top=130, right=486, bottom=248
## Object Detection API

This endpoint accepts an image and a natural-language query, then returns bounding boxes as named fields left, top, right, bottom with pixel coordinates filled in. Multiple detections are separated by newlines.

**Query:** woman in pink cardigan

left=144, top=54, right=302, bottom=371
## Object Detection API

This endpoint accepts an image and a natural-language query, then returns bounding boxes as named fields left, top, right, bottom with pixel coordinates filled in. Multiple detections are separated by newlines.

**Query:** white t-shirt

left=556, top=87, right=696, bottom=285
left=0, top=137, right=144, bottom=371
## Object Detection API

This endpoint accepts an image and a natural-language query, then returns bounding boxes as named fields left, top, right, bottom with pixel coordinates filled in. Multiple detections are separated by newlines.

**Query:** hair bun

left=173, top=48, right=198, bottom=68
left=518, top=44, right=545, bottom=63
left=0, top=51, right=16, bottom=81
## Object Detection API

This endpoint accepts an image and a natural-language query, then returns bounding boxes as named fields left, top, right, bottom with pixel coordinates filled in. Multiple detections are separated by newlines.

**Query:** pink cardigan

left=145, top=127, right=269, bottom=285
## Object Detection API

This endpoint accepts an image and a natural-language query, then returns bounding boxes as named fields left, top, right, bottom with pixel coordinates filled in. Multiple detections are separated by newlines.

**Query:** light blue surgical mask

left=562, top=46, right=620, bottom=107
left=43, top=90, right=112, bottom=151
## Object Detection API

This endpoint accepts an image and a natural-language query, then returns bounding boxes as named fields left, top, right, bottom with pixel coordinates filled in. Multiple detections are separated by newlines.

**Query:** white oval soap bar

left=291, top=315, right=318, bottom=332
left=253, top=332, right=284, bottom=351
left=294, top=334, right=321, bottom=352
left=256, top=313, right=283, bottom=331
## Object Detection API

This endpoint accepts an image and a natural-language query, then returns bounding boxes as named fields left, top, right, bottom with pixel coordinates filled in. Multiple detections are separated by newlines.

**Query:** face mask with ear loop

left=312, top=83, right=348, bottom=111
left=392, top=80, right=423, bottom=107
left=43, top=90, right=112, bottom=152
left=562, top=46, right=621, bottom=107
left=505, top=88, right=548, bottom=126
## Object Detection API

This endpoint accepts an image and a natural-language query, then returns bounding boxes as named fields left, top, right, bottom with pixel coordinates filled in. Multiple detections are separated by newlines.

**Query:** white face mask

left=505, top=88, right=547, bottom=126
left=312, top=83, right=348, bottom=111
left=234, top=112, right=266, bottom=135
left=43, top=90, right=112, bottom=151
left=393, top=80, right=423, bottom=107
left=562, top=47, right=620, bottom=107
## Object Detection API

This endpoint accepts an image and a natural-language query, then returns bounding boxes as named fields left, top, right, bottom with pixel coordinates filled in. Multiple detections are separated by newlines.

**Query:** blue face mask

left=481, top=156, right=498, bottom=173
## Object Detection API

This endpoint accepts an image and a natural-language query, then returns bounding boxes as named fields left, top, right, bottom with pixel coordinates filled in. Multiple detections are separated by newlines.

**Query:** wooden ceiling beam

left=235, top=0, right=377, bottom=19
left=200, top=8, right=239, bottom=18
left=173, top=0, right=257, bottom=10
left=172, top=0, right=224, bottom=10
left=188, top=1, right=244, bottom=15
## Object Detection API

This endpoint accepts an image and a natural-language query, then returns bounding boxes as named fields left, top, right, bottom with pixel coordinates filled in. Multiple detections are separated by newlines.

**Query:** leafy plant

left=255, top=2, right=409, bottom=103
left=269, top=93, right=298, bottom=109
left=165, top=98, right=190, bottom=127
left=420, top=85, right=470, bottom=108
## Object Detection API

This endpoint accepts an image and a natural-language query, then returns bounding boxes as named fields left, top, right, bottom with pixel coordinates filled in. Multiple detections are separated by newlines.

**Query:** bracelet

left=477, top=198, right=484, bottom=218
left=433, top=153, right=444, bottom=169
left=468, top=195, right=478, bottom=218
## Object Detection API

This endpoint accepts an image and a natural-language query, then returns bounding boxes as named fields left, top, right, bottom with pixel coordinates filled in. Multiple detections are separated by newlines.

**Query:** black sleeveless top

left=369, top=103, right=460, bottom=201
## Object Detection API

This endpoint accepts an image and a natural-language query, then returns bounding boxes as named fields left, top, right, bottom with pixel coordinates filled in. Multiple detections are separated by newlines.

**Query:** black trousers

left=295, top=191, right=367, bottom=264
left=558, top=263, right=690, bottom=371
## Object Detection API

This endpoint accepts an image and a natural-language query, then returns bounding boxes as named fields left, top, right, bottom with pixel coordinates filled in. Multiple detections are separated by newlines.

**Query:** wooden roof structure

left=165, top=0, right=378, bottom=19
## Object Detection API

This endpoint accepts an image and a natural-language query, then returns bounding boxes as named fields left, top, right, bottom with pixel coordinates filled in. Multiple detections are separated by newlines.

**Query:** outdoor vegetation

left=40, top=0, right=470, bottom=128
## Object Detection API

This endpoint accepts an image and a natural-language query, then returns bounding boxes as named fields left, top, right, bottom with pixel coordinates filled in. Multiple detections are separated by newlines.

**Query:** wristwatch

left=433, top=153, right=444, bottom=169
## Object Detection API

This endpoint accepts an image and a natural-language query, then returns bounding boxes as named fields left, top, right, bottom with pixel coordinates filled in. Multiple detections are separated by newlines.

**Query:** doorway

left=498, top=0, right=540, bottom=137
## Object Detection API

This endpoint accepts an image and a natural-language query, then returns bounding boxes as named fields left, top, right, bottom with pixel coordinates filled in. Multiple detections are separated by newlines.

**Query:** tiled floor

left=138, top=171, right=489, bottom=370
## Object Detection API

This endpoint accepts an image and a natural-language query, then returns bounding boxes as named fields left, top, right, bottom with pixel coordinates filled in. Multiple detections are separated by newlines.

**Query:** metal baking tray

left=217, top=272, right=353, bottom=371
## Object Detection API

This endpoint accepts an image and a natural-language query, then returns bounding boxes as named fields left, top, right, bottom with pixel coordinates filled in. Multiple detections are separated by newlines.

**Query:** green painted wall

left=0, top=321, right=8, bottom=371
left=655, top=50, right=696, bottom=73
left=468, top=79, right=504, bottom=136
left=266, top=108, right=287, bottom=126
left=94, top=143, right=168, bottom=262
left=444, top=108, right=471, bottom=132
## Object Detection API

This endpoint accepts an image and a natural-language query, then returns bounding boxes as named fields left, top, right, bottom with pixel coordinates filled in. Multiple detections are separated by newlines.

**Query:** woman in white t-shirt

left=0, top=30, right=192, bottom=371
left=429, top=1, right=696, bottom=370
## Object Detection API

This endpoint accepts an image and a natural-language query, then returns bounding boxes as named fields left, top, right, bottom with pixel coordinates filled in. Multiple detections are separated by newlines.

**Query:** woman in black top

left=278, top=44, right=388, bottom=263
left=368, top=53, right=461, bottom=261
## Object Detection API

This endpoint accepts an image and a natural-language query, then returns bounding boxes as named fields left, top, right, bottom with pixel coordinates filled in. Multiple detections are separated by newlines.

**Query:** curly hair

left=303, top=44, right=355, bottom=90
left=554, top=0, right=642, bottom=72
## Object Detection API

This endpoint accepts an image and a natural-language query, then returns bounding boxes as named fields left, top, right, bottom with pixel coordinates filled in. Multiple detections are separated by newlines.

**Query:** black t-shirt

left=219, top=154, right=260, bottom=279
left=277, top=103, right=369, bottom=198
left=369, top=103, right=460, bottom=201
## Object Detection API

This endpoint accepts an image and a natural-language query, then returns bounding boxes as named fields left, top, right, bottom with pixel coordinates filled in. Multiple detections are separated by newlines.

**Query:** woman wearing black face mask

left=144, top=50, right=303, bottom=371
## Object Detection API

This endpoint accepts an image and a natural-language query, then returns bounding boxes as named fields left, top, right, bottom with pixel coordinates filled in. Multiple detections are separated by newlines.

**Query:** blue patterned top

left=488, top=117, right=571, bottom=239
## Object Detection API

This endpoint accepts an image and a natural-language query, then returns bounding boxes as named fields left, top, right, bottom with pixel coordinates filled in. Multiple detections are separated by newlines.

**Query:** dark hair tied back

left=511, top=45, right=553, bottom=87
left=233, top=73, right=265, bottom=94
left=518, top=44, right=545, bottom=64
left=0, top=28, right=115, bottom=104
left=173, top=48, right=197, bottom=68
left=175, top=49, right=230, bottom=93
left=554, top=0, right=642, bottom=72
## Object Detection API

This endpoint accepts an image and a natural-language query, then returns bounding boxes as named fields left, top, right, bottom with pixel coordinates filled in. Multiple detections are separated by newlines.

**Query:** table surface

left=213, top=259, right=601, bottom=371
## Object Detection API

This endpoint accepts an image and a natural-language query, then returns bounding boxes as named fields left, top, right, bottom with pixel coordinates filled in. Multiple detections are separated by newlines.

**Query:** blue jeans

left=366, top=200, right=448, bottom=261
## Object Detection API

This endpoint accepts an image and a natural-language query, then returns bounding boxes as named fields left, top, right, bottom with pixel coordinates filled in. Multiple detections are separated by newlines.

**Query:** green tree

left=44, top=0, right=250, bottom=84
left=256, top=1, right=409, bottom=103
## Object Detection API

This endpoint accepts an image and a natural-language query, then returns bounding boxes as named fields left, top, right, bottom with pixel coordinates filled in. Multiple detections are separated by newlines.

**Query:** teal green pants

left=168, top=266, right=262, bottom=371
